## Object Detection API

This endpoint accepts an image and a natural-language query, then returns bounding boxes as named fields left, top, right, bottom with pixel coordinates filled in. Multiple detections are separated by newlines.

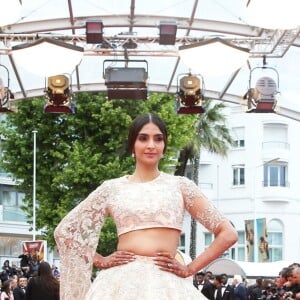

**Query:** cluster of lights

left=1, top=2, right=291, bottom=115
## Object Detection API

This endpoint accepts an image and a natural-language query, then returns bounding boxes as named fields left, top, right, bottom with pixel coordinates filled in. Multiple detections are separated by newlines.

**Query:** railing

left=262, top=180, right=289, bottom=187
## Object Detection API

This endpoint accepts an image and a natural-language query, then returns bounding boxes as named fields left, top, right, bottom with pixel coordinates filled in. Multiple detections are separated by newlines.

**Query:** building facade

left=181, top=105, right=300, bottom=264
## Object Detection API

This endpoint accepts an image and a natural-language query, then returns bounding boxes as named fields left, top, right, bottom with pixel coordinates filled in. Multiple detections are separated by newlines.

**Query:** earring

left=132, top=153, right=135, bottom=158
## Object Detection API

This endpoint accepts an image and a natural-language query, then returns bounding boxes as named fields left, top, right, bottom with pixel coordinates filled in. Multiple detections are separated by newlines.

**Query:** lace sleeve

left=179, top=176, right=226, bottom=233
left=54, top=182, right=110, bottom=300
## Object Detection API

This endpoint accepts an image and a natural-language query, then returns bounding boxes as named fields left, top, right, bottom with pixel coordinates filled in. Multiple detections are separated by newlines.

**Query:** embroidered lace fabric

left=85, top=255, right=206, bottom=300
left=54, top=172, right=226, bottom=300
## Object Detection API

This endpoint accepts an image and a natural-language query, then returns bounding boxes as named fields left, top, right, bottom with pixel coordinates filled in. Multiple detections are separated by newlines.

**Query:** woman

left=0, top=279, right=14, bottom=300
left=1, top=261, right=13, bottom=284
left=54, top=113, right=238, bottom=300
left=25, top=261, right=59, bottom=300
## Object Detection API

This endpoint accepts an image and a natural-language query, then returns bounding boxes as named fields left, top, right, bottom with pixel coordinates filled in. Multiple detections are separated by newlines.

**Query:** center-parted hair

left=127, top=113, right=168, bottom=154
left=33, top=261, right=60, bottom=296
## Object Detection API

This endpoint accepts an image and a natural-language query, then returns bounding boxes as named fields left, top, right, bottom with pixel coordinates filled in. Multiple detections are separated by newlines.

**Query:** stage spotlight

left=244, top=58, right=279, bottom=113
left=0, top=64, right=15, bottom=113
left=176, top=73, right=205, bottom=114
left=86, top=20, right=103, bottom=44
left=103, top=59, right=148, bottom=100
left=159, top=21, right=177, bottom=45
left=44, top=74, right=75, bottom=113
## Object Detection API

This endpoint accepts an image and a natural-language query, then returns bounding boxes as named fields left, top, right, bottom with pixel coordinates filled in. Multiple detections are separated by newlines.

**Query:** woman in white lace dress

left=54, top=113, right=238, bottom=300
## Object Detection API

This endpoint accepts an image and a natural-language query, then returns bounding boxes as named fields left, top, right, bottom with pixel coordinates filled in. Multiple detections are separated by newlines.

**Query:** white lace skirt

left=85, top=256, right=206, bottom=300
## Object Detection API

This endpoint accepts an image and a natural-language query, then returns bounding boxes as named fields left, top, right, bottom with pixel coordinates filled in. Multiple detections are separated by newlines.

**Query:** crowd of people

left=0, top=258, right=60, bottom=300
left=0, top=259, right=298, bottom=300
left=193, top=262, right=300, bottom=300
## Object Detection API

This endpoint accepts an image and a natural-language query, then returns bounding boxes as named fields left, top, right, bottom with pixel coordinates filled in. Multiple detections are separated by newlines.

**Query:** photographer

left=285, top=266, right=300, bottom=300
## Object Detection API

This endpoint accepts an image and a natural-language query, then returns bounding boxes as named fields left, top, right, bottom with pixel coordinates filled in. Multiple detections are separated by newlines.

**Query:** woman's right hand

left=93, top=251, right=136, bottom=269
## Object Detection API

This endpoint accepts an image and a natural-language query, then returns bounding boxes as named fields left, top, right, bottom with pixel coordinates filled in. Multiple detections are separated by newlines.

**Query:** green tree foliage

left=98, top=217, right=118, bottom=257
left=0, top=92, right=195, bottom=254
left=175, top=100, right=234, bottom=176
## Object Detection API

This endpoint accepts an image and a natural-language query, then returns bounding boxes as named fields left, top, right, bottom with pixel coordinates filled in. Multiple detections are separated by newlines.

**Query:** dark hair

left=37, top=261, right=52, bottom=277
left=1, top=279, right=12, bottom=294
left=127, top=113, right=168, bottom=154
left=279, top=267, right=289, bottom=279
left=32, top=261, right=59, bottom=296
left=18, top=275, right=27, bottom=283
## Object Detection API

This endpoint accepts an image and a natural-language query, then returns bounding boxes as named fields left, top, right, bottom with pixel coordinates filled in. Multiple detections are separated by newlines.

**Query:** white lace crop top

left=54, top=172, right=226, bottom=300
left=103, top=172, right=225, bottom=235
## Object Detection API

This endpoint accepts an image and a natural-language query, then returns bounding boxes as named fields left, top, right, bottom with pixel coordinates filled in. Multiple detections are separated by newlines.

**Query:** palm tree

left=175, top=99, right=234, bottom=259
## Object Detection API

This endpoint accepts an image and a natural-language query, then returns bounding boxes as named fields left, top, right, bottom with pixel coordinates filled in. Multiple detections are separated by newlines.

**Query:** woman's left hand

left=93, top=251, right=135, bottom=269
left=153, top=252, right=193, bottom=278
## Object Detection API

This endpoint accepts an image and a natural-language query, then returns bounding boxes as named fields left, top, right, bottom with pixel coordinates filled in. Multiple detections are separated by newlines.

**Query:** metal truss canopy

left=0, top=1, right=299, bottom=121
left=1, top=15, right=299, bottom=58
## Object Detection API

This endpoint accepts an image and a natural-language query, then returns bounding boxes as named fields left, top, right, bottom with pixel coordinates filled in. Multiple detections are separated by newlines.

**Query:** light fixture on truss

left=176, top=73, right=205, bottom=115
left=44, top=74, right=75, bottom=114
left=159, top=21, right=177, bottom=45
left=86, top=20, right=103, bottom=44
left=0, top=64, right=15, bottom=113
left=244, top=57, right=279, bottom=113
left=103, top=59, right=148, bottom=100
